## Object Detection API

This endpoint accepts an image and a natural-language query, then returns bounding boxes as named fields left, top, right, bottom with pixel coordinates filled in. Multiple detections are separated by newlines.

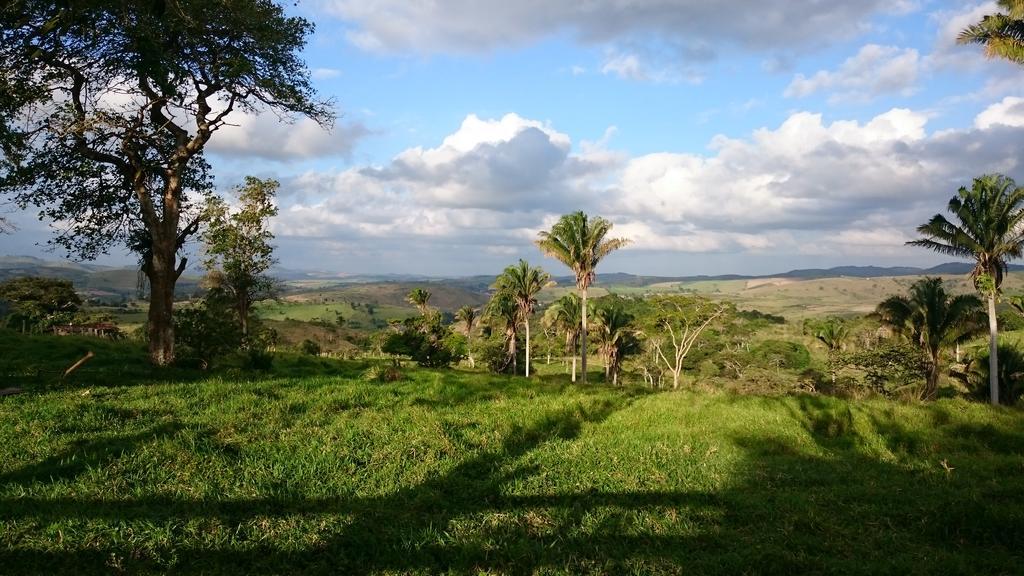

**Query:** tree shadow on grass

left=2, top=393, right=1024, bottom=574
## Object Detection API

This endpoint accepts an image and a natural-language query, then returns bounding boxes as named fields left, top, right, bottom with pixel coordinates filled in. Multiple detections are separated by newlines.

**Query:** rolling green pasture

left=255, top=299, right=414, bottom=328
left=1, top=333, right=1023, bottom=574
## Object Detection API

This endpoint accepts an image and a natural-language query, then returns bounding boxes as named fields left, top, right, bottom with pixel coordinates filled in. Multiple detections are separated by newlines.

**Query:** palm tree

left=958, top=1, right=1024, bottom=65
left=908, top=174, right=1024, bottom=405
left=815, top=319, right=849, bottom=386
left=535, top=212, right=630, bottom=384
left=542, top=293, right=582, bottom=382
left=485, top=290, right=519, bottom=374
left=493, top=260, right=552, bottom=377
left=876, top=277, right=985, bottom=400
left=455, top=305, right=478, bottom=368
left=592, top=303, right=639, bottom=386
left=407, top=288, right=432, bottom=315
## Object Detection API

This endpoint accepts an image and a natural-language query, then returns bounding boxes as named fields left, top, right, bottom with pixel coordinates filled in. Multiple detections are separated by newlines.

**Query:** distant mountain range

left=1, top=255, right=1016, bottom=298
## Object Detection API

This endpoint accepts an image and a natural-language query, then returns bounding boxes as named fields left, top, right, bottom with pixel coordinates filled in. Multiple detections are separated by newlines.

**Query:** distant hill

left=0, top=255, right=200, bottom=300
left=4, top=254, right=1019, bottom=300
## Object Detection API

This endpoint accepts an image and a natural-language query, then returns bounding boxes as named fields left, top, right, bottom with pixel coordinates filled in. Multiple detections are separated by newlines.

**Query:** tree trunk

left=988, top=293, right=1000, bottom=405
left=146, top=243, right=177, bottom=367
left=571, top=355, right=577, bottom=382
left=239, top=297, right=249, bottom=339
left=672, top=371, right=680, bottom=390
left=525, top=319, right=531, bottom=378
left=924, top=356, right=940, bottom=401
left=580, top=288, right=588, bottom=384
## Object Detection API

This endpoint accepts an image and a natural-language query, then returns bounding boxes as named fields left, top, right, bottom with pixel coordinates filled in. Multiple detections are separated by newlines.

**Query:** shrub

left=300, top=339, right=321, bottom=356
left=381, top=314, right=465, bottom=368
left=952, top=344, right=1024, bottom=406
left=174, top=294, right=243, bottom=365
left=361, top=364, right=403, bottom=383
left=845, top=342, right=928, bottom=399
left=751, top=340, right=811, bottom=370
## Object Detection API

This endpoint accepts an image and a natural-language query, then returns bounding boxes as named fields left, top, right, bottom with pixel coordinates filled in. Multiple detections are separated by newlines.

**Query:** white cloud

left=319, top=0, right=904, bottom=58
left=785, top=44, right=920, bottom=102
left=205, top=111, right=370, bottom=161
left=927, top=2, right=997, bottom=71
left=267, top=107, right=1024, bottom=273
left=311, top=67, right=343, bottom=80
left=974, top=96, right=1024, bottom=129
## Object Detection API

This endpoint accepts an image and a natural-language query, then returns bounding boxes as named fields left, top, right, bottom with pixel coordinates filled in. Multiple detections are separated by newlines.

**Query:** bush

left=381, top=314, right=465, bottom=368
left=300, top=339, right=321, bottom=356
left=361, top=364, right=403, bottom=383
left=953, top=344, right=1024, bottom=406
left=174, top=294, right=243, bottom=365
left=845, top=342, right=928, bottom=398
left=751, top=340, right=811, bottom=370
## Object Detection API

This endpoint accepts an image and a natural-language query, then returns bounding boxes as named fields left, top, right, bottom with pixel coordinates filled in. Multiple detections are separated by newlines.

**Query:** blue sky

left=7, top=0, right=1024, bottom=277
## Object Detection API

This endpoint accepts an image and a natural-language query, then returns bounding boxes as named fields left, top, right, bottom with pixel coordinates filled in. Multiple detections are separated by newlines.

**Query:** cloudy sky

left=7, top=0, right=1024, bottom=277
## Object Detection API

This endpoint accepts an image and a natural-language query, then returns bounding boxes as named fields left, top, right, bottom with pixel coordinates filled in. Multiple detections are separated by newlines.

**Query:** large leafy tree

left=875, top=277, right=985, bottom=400
left=542, top=293, right=582, bottom=382
left=0, top=1, right=332, bottom=365
left=202, top=176, right=280, bottom=340
left=958, top=0, right=1024, bottom=64
left=492, top=259, right=552, bottom=377
left=535, top=212, right=629, bottom=384
left=0, top=277, right=81, bottom=332
left=908, top=174, right=1024, bottom=405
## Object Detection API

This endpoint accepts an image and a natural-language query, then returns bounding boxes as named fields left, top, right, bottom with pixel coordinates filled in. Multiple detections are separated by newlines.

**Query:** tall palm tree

left=493, top=260, right=552, bottom=377
left=592, top=303, right=639, bottom=386
left=455, top=305, right=478, bottom=368
left=485, top=290, right=519, bottom=374
left=908, top=174, right=1024, bottom=405
left=535, top=212, right=630, bottom=384
left=958, top=1, right=1024, bottom=65
left=407, top=288, right=432, bottom=315
left=542, top=293, right=582, bottom=382
left=876, top=277, right=985, bottom=400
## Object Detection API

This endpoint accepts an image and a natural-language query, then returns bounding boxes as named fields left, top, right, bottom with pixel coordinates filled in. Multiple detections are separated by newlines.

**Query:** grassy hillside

left=1, top=336, right=1022, bottom=574
left=595, top=274, right=1024, bottom=319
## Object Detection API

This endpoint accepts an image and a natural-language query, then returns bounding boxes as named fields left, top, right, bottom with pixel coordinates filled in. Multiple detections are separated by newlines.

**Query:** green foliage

left=202, top=176, right=281, bottom=339
left=0, top=277, right=82, bottom=332
left=736, top=309, right=786, bottom=325
left=592, top=300, right=641, bottom=384
left=998, top=308, right=1024, bottom=331
left=382, top=314, right=465, bottom=368
left=361, top=364, right=404, bottom=383
left=875, top=277, right=985, bottom=399
left=845, top=342, right=929, bottom=398
left=299, top=339, right=321, bottom=356
left=958, top=0, right=1024, bottom=64
left=954, top=344, right=1024, bottom=405
left=407, top=288, right=432, bottom=314
left=173, top=291, right=243, bottom=366
left=751, top=340, right=811, bottom=370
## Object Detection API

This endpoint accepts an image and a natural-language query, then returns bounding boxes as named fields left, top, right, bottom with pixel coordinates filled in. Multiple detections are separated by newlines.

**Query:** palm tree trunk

left=581, top=288, right=588, bottom=384
left=571, top=355, right=577, bottom=382
left=525, top=319, right=531, bottom=378
left=925, top=353, right=940, bottom=401
left=988, top=293, right=1000, bottom=405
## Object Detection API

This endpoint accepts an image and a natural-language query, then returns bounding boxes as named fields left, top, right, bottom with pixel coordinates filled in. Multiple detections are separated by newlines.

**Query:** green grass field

left=2, top=332, right=1023, bottom=574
